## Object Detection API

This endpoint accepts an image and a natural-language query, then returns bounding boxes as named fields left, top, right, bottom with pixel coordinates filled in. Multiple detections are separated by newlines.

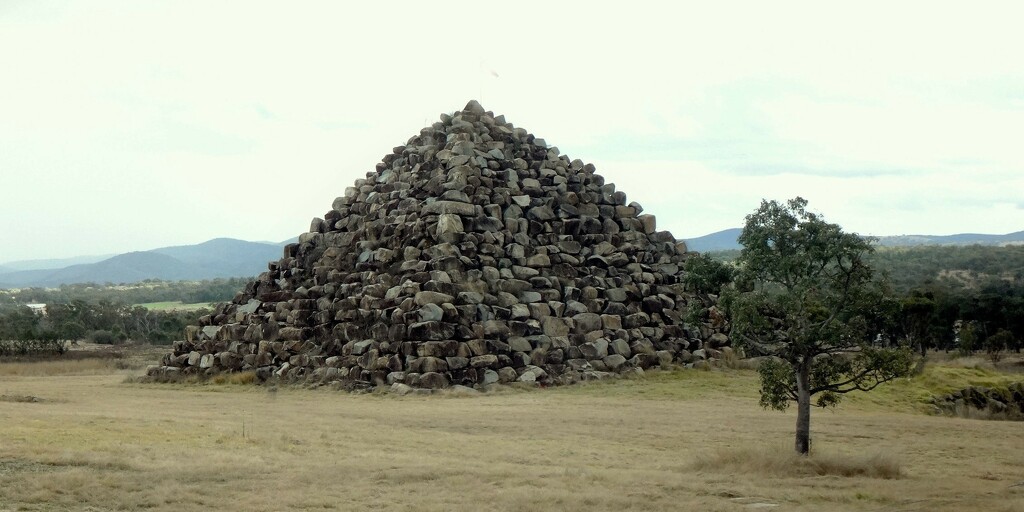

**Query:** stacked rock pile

left=150, top=100, right=731, bottom=389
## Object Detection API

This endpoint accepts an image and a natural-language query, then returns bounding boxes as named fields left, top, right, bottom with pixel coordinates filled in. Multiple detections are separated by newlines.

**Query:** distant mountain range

left=1, top=253, right=116, bottom=272
left=0, top=238, right=285, bottom=289
left=2, top=229, right=1022, bottom=289
left=871, top=231, right=1024, bottom=247
left=683, top=229, right=1024, bottom=253
left=683, top=228, right=745, bottom=252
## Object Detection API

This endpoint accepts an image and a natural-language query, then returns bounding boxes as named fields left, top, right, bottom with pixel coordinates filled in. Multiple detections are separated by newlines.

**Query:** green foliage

left=87, top=330, right=116, bottom=345
left=727, top=197, right=914, bottom=454
left=0, top=278, right=235, bottom=347
left=683, top=253, right=735, bottom=294
left=0, top=277, right=247, bottom=306
left=756, top=348, right=916, bottom=412
left=713, top=243, right=1024, bottom=352
left=729, top=197, right=884, bottom=362
left=958, top=322, right=978, bottom=356
left=984, top=329, right=1013, bottom=363
left=0, top=306, right=40, bottom=341
left=757, top=357, right=794, bottom=410
left=0, top=299, right=209, bottom=346
left=899, top=292, right=936, bottom=354
left=0, top=338, right=68, bottom=357
left=870, top=244, right=1024, bottom=294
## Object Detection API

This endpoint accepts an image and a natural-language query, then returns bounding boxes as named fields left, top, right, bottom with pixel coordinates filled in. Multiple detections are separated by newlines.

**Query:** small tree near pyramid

left=725, top=197, right=913, bottom=455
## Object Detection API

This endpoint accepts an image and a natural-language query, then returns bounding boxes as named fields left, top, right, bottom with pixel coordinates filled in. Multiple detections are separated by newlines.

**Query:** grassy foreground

left=1, top=348, right=1022, bottom=511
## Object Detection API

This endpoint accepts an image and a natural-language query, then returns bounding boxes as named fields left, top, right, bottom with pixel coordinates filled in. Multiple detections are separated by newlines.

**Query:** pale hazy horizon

left=2, top=1, right=1022, bottom=262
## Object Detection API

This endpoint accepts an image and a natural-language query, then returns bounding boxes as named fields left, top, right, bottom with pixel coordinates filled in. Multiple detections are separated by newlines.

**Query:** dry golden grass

left=0, top=343, right=164, bottom=378
left=691, top=443, right=903, bottom=479
left=0, top=355, right=1022, bottom=511
left=0, top=357, right=123, bottom=377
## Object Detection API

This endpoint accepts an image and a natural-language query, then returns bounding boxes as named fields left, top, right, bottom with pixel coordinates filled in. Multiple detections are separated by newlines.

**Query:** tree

left=725, top=198, right=914, bottom=455
left=900, top=292, right=936, bottom=356
left=984, top=329, right=1013, bottom=363
left=683, top=252, right=735, bottom=295
left=957, top=321, right=978, bottom=356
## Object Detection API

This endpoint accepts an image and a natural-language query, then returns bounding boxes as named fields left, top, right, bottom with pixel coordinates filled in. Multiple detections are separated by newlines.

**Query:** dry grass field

left=135, top=302, right=212, bottom=312
left=1, top=347, right=1022, bottom=511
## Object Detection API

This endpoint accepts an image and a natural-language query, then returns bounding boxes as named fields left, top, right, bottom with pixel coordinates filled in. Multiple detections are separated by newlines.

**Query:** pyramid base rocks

left=151, top=100, right=731, bottom=389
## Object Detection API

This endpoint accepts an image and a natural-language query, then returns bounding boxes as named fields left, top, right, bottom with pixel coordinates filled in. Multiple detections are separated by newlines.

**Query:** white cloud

left=1, top=1, right=1023, bottom=261
left=761, top=95, right=1024, bottom=174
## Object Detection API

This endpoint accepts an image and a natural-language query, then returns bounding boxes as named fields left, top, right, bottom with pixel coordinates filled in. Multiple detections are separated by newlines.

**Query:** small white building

left=26, top=303, right=47, bottom=316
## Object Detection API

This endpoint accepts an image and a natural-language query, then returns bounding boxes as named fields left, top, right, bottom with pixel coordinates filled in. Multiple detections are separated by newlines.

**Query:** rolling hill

left=150, top=238, right=284, bottom=279
left=683, top=228, right=743, bottom=252
left=4, top=229, right=1022, bottom=289
left=873, top=230, right=1024, bottom=247
left=0, top=254, right=115, bottom=272
left=684, top=229, right=1024, bottom=253
left=0, top=238, right=283, bottom=289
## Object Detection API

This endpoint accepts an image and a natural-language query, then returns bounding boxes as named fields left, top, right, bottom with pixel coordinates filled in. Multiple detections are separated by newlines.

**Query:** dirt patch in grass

left=0, top=394, right=44, bottom=403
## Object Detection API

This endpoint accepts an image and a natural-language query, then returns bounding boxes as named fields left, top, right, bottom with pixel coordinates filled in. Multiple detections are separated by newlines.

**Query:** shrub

left=87, top=330, right=116, bottom=345
left=0, top=339, right=68, bottom=357
left=683, top=253, right=734, bottom=295
left=984, top=329, right=1014, bottom=363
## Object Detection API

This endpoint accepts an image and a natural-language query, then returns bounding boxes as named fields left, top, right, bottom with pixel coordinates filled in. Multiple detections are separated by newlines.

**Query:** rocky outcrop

left=150, top=100, right=730, bottom=389
left=932, top=383, right=1024, bottom=420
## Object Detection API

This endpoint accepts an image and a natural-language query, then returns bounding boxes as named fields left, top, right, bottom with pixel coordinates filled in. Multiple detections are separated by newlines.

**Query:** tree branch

left=809, top=366, right=898, bottom=395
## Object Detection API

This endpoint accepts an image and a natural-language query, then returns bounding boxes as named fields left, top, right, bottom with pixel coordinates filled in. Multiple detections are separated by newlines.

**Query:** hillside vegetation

left=0, top=278, right=248, bottom=306
left=707, top=244, right=1024, bottom=292
left=705, top=244, right=1024, bottom=354
left=684, top=228, right=1024, bottom=253
left=0, top=279, right=246, bottom=346
left=1, top=245, right=1021, bottom=352
left=870, top=244, right=1024, bottom=293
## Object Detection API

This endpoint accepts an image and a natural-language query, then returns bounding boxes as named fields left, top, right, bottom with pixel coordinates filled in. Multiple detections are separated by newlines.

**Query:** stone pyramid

left=152, top=100, right=730, bottom=389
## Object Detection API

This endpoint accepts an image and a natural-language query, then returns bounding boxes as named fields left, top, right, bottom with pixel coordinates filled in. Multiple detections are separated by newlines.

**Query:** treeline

left=698, top=244, right=1024, bottom=357
left=859, top=245, right=1021, bottom=356
left=0, top=277, right=250, bottom=307
left=0, top=301, right=210, bottom=346
left=0, top=278, right=244, bottom=348
left=886, top=283, right=1022, bottom=357
left=705, top=244, right=1024, bottom=293
left=869, top=244, right=1024, bottom=293
left=4, top=244, right=1022, bottom=355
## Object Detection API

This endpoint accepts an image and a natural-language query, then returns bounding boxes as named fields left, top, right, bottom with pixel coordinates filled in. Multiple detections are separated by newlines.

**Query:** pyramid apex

left=463, top=99, right=485, bottom=114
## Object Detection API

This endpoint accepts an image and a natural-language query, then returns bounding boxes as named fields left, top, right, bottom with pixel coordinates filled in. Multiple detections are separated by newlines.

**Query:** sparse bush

left=985, top=330, right=1014, bottom=363
left=0, top=339, right=68, bottom=357
left=87, top=330, right=116, bottom=345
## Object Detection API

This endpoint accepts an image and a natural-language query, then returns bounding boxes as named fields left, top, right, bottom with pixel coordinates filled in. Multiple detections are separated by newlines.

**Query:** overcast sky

left=2, top=1, right=1022, bottom=262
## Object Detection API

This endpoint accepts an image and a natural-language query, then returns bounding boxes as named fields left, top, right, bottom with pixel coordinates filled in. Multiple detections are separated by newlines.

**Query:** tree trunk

left=795, top=362, right=811, bottom=455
